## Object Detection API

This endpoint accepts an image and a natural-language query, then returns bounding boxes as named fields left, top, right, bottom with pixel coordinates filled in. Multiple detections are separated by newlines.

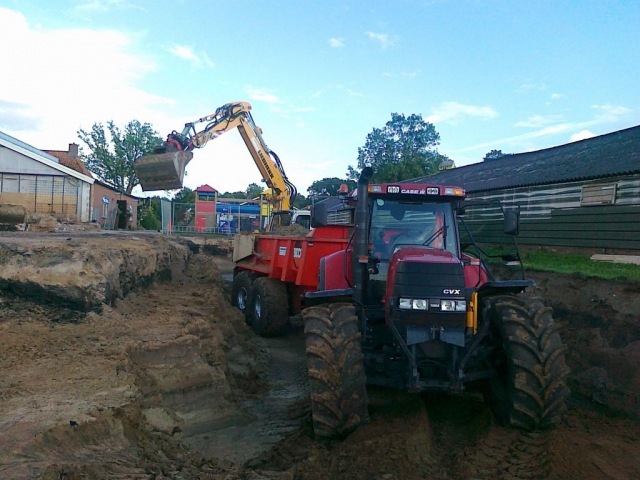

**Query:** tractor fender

left=318, top=250, right=352, bottom=291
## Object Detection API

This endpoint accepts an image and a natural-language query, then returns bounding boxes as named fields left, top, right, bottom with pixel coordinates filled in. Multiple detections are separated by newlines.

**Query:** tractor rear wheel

left=483, top=294, right=570, bottom=430
left=231, top=271, right=253, bottom=321
left=248, top=277, right=289, bottom=337
left=303, top=303, right=369, bottom=438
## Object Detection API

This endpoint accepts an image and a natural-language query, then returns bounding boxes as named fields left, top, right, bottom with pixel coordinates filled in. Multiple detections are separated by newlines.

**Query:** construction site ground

left=0, top=231, right=639, bottom=479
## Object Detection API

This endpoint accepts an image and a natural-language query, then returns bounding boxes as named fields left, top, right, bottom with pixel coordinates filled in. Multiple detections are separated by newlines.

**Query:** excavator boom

left=134, top=101, right=297, bottom=212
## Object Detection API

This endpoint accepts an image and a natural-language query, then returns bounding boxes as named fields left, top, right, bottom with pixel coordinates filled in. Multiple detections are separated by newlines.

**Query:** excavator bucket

left=134, top=151, right=194, bottom=191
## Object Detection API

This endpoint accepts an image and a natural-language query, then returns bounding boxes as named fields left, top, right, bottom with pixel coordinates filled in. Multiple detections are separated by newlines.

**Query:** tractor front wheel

left=248, top=277, right=289, bottom=337
left=483, top=295, right=570, bottom=430
left=303, top=303, right=369, bottom=438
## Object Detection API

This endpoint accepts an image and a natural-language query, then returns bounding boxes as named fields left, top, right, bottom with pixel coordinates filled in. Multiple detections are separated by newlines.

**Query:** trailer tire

left=483, top=295, right=570, bottom=430
left=248, top=277, right=289, bottom=337
left=303, top=303, right=369, bottom=439
left=231, top=271, right=253, bottom=322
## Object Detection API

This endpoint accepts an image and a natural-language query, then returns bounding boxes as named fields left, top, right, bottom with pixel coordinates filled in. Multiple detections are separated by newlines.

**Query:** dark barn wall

left=460, top=175, right=640, bottom=251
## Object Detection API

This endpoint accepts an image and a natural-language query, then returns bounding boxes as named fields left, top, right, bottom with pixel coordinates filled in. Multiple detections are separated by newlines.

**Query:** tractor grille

left=392, top=261, right=465, bottom=298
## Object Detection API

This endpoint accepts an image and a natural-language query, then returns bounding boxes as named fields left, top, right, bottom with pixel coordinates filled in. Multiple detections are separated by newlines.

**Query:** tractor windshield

left=369, top=199, right=458, bottom=260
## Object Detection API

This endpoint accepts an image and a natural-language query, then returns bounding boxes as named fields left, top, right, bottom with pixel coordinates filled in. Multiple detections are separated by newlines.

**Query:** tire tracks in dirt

left=186, top=327, right=310, bottom=467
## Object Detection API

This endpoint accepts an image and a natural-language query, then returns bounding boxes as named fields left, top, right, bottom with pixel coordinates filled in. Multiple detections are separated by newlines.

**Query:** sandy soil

left=0, top=232, right=639, bottom=479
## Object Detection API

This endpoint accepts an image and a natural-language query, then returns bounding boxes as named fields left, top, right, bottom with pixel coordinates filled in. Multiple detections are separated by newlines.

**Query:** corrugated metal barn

left=0, top=131, right=94, bottom=222
left=411, top=125, right=640, bottom=252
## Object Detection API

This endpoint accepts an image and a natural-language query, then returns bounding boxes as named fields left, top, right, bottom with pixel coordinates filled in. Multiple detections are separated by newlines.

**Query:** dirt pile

left=0, top=204, right=26, bottom=230
left=0, top=233, right=266, bottom=478
left=0, top=232, right=189, bottom=313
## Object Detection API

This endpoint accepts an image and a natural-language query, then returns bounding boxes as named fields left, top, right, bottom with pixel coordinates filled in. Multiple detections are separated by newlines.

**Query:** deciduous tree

left=78, top=120, right=163, bottom=194
left=308, top=177, right=356, bottom=197
left=483, top=149, right=505, bottom=161
left=348, top=113, right=447, bottom=182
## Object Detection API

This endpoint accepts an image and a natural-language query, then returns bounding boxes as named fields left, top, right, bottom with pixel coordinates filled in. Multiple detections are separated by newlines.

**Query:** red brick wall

left=91, top=183, right=138, bottom=228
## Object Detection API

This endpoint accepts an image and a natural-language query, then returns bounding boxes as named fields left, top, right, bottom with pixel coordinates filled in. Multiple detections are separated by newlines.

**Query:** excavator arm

left=134, top=101, right=297, bottom=211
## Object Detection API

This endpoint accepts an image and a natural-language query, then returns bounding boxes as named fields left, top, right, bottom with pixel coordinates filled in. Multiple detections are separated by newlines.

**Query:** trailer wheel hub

left=254, top=294, right=263, bottom=319
left=236, top=288, right=248, bottom=310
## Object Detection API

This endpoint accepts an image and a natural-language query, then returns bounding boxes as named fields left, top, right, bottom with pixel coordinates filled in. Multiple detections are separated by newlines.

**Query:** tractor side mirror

left=311, top=202, right=328, bottom=228
left=504, top=210, right=520, bottom=236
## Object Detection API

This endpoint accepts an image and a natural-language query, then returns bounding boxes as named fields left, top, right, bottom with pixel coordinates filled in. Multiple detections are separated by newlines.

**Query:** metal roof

left=0, top=130, right=94, bottom=184
left=408, top=124, right=640, bottom=193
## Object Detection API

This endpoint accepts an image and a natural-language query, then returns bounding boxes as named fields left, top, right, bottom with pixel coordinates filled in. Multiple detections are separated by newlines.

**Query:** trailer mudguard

left=317, top=250, right=352, bottom=291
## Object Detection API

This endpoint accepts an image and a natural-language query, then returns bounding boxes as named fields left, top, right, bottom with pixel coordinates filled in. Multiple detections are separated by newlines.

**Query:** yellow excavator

left=134, top=101, right=309, bottom=229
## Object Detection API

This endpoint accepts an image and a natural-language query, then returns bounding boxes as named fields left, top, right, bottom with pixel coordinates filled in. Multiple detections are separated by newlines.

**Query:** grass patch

left=474, top=246, right=640, bottom=283
left=520, top=250, right=640, bottom=283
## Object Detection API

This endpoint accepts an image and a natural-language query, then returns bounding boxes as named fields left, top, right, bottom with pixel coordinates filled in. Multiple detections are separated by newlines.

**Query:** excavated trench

left=1, top=232, right=639, bottom=479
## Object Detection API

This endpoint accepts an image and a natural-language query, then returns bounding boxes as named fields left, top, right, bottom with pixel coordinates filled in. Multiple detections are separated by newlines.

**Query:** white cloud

left=551, top=93, right=564, bottom=100
left=365, top=31, right=394, bottom=49
left=329, top=38, right=344, bottom=48
left=246, top=88, right=280, bottom=104
left=516, top=82, right=547, bottom=93
left=591, top=104, right=632, bottom=119
left=461, top=103, right=635, bottom=154
left=570, top=130, right=596, bottom=142
left=459, top=123, right=574, bottom=153
left=426, top=102, right=498, bottom=124
left=168, top=45, right=214, bottom=68
left=74, top=0, right=143, bottom=14
left=515, top=114, right=563, bottom=128
left=0, top=7, right=175, bottom=150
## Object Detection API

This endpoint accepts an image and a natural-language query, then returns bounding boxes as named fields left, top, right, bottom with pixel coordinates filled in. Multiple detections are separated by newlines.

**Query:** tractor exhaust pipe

left=352, top=166, right=374, bottom=305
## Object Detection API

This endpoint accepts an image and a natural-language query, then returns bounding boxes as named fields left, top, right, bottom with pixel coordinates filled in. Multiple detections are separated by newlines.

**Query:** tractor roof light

left=444, top=187, right=465, bottom=196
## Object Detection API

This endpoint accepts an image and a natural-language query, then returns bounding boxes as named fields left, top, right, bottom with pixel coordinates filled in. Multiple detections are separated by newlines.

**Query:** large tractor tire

left=231, top=271, right=253, bottom=321
left=483, top=294, right=570, bottom=430
left=303, top=303, right=369, bottom=438
left=248, top=277, right=289, bottom=337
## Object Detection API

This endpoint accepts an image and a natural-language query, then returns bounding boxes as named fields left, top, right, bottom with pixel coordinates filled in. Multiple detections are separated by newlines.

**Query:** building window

left=102, top=196, right=110, bottom=218
left=581, top=184, right=616, bottom=206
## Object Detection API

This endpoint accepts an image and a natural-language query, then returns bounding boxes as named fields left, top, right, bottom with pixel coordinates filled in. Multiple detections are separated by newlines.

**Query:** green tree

left=483, top=149, right=505, bottom=161
left=78, top=120, right=164, bottom=194
left=138, top=197, right=162, bottom=230
left=294, top=194, right=311, bottom=209
left=173, top=187, right=195, bottom=203
left=307, top=177, right=356, bottom=197
left=219, top=191, right=246, bottom=199
left=245, top=182, right=264, bottom=199
left=348, top=113, right=446, bottom=183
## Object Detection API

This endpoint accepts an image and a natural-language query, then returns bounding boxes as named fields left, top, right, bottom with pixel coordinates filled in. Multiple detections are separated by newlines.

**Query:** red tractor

left=231, top=166, right=569, bottom=438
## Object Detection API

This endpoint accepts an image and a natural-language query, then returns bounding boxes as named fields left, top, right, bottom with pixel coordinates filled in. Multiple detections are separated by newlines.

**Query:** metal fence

left=0, top=173, right=80, bottom=221
left=92, top=206, right=119, bottom=230
left=170, top=201, right=263, bottom=235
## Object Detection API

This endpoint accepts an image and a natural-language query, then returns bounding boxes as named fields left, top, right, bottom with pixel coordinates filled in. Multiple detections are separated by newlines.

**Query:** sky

left=1, top=0, right=639, bottom=197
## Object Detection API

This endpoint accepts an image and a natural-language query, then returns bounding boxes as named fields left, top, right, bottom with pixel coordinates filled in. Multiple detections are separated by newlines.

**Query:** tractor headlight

left=399, top=298, right=412, bottom=309
left=412, top=299, right=428, bottom=310
left=455, top=301, right=467, bottom=312
left=398, top=298, right=428, bottom=310
left=441, top=300, right=467, bottom=312
left=441, top=300, right=455, bottom=311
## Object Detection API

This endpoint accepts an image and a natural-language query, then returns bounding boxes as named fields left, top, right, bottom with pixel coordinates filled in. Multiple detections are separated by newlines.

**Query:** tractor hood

left=384, top=246, right=467, bottom=330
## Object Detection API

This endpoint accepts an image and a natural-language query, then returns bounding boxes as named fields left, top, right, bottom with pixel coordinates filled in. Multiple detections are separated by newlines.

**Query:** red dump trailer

left=231, top=225, right=352, bottom=335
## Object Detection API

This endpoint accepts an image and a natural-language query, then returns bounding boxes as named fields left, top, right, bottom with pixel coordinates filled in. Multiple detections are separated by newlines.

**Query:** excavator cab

left=134, top=149, right=193, bottom=191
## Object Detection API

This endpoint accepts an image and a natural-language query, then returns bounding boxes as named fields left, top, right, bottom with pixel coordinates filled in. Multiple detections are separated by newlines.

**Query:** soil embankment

left=1, top=232, right=639, bottom=479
